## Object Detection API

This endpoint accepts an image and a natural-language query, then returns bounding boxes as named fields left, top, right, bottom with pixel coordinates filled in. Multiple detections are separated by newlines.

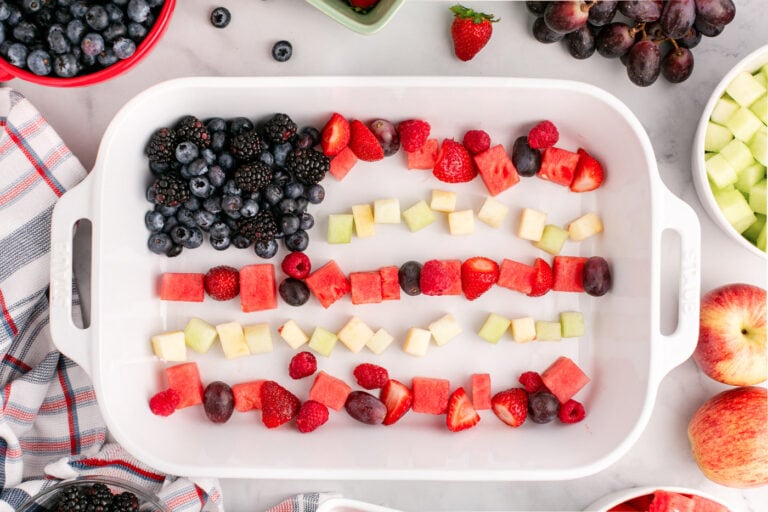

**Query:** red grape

left=694, top=16, right=725, bottom=36
left=526, top=1, right=550, bottom=15
left=203, top=381, right=235, bottom=424
left=582, top=256, right=612, bottom=296
left=595, top=22, right=636, bottom=58
left=618, top=0, right=662, bottom=22
left=662, top=46, right=695, bottom=83
left=660, top=0, right=696, bottom=39
left=626, top=39, right=662, bottom=86
left=533, top=16, right=564, bottom=43
left=693, top=0, right=735, bottom=26
left=544, top=1, right=590, bottom=34
left=678, top=27, right=702, bottom=48
left=588, top=0, right=618, bottom=26
left=565, top=24, right=596, bottom=59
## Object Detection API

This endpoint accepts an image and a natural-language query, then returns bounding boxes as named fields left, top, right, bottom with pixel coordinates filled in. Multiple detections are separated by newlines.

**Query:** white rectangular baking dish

left=49, top=77, right=700, bottom=480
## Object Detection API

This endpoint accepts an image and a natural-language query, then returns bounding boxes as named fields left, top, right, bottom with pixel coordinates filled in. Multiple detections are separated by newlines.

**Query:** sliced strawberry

left=398, top=119, right=431, bottom=152
left=320, top=112, right=351, bottom=157
left=446, top=387, right=480, bottom=432
left=491, top=388, right=528, bottom=427
left=348, top=120, right=384, bottom=161
left=527, top=257, right=553, bottom=297
left=461, top=256, right=499, bottom=300
left=260, top=380, right=301, bottom=428
left=380, top=379, right=413, bottom=425
left=570, top=148, right=605, bottom=192
left=433, top=139, right=477, bottom=183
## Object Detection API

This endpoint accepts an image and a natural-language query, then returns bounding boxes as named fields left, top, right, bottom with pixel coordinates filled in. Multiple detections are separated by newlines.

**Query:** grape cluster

left=525, top=0, right=736, bottom=86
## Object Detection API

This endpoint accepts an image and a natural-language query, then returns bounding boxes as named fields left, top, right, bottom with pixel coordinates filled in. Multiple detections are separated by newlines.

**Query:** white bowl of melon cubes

left=694, top=44, right=768, bottom=258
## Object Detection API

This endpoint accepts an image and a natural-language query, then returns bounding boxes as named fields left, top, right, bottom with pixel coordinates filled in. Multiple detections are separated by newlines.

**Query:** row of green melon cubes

left=704, top=65, right=768, bottom=251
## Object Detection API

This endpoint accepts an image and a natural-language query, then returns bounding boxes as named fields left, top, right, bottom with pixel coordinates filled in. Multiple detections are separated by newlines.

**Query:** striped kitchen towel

left=0, top=88, right=222, bottom=511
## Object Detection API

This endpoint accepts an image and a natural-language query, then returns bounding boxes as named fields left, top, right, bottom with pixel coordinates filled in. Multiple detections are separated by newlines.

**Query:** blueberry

left=54, top=9, right=72, bottom=25
left=264, top=183, right=283, bottom=205
left=0, top=3, right=10, bottom=21
left=278, top=198, right=297, bottom=215
left=103, top=22, right=127, bottom=42
left=144, top=210, right=164, bottom=232
left=232, top=235, right=251, bottom=249
left=271, top=40, right=292, bottom=62
left=240, top=199, right=259, bottom=218
left=127, top=0, right=150, bottom=23
left=127, top=21, right=146, bottom=39
left=283, top=181, right=303, bottom=199
left=105, top=4, right=124, bottom=22
left=22, top=0, right=41, bottom=14
left=206, top=117, right=227, bottom=132
left=27, top=49, right=52, bottom=75
left=295, top=197, right=308, bottom=213
left=206, top=165, right=226, bottom=188
left=203, top=196, right=222, bottom=214
left=146, top=183, right=158, bottom=203
left=85, top=5, right=108, bottom=30
left=183, top=196, right=201, bottom=211
left=176, top=207, right=196, bottom=227
left=300, top=126, right=321, bottom=146
left=161, top=214, right=178, bottom=233
left=166, top=244, right=183, bottom=257
left=258, top=151, right=274, bottom=167
left=210, top=236, right=231, bottom=251
left=295, top=132, right=314, bottom=149
left=209, top=131, right=226, bottom=152
left=224, top=209, right=241, bottom=220
left=217, top=152, right=234, bottom=170
left=53, top=53, right=78, bottom=77
left=175, top=141, right=198, bottom=164
left=254, top=238, right=278, bottom=259
left=6, top=5, right=21, bottom=26
left=70, top=1, right=88, bottom=19
left=156, top=204, right=179, bottom=216
left=271, top=170, right=288, bottom=186
left=97, top=48, right=118, bottom=67
left=148, top=233, right=172, bottom=254
left=112, top=37, right=135, bottom=59
left=66, top=19, right=85, bottom=43
left=221, top=194, right=243, bottom=214
left=209, top=221, right=230, bottom=239
left=147, top=0, right=164, bottom=6
left=306, top=184, right=325, bottom=204
left=179, top=165, right=194, bottom=180
left=47, top=25, right=70, bottom=53
left=272, top=142, right=292, bottom=167
left=201, top=148, right=216, bottom=166
left=299, top=212, right=314, bottom=230
left=170, top=225, right=191, bottom=244
left=279, top=278, right=310, bottom=306
left=193, top=209, right=215, bottom=230
left=189, top=176, right=213, bottom=198
left=284, top=229, right=308, bottom=252
left=149, top=160, right=173, bottom=176
left=183, top=226, right=204, bottom=249
left=13, top=21, right=37, bottom=43
left=81, top=32, right=105, bottom=57
left=210, top=7, right=230, bottom=28
left=187, top=157, right=208, bottom=177
left=281, top=214, right=299, bottom=235
left=228, top=117, right=253, bottom=135
left=222, top=180, right=242, bottom=196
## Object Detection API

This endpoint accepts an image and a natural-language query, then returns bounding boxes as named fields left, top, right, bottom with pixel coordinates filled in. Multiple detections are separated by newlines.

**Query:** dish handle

left=50, top=176, right=94, bottom=376
left=652, top=189, right=701, bottom=383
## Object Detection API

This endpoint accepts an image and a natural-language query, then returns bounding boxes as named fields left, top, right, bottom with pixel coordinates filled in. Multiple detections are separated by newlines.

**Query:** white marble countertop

left=8, top=0, right=768, bottom=510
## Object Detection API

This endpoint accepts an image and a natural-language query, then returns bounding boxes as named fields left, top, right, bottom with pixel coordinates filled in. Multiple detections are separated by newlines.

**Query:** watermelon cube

left=553, top=256, right=587, bottom=292
left=412, top=376, right=451, bottom=414
left=309, top=371, right=352, bottom=411
left=471, top=373, right=491, bottom=410
left=379, top=266, right=401, bottom=301
left=349, top=272, right=383, bottom=305
left=232, top=380, right=265, bottom=412
left=538, top=147, right=580, bottom=186
left=159, top=273, right=204, bottom=302
left=441, top=259, right=462, bottom=295
left=473, top=144, right=520, bottom=196
left=688, top=495, right=729, bottom=512
left=649, top=491, right=695, bottom=512
left=406, top=138, right=439, bottom=170
left=165, top=362, right=204, bottom=409
left=540, top=356, right=590, bottom=404
left=498, top=259, right=537, bottom=294
left=624, top=495, right=653, bottom=512
left=607, top=505, right=641, bottom=512
left=328, top=146, right=358, bottom=181
left=239, top=264, right=277, bottom=312
left=305, top=260, right=350, bottom=308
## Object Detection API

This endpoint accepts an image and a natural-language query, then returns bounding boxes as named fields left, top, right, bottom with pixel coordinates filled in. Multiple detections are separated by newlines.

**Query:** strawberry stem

left=449, top=4, right=499, bottom=23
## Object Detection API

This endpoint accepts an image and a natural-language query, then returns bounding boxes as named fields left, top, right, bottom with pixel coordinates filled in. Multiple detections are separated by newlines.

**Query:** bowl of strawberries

left=305, top=0, right=405, bottom=35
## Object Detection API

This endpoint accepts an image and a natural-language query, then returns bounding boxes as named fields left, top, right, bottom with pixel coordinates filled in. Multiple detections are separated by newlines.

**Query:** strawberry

left=462, top=129, right=491, bottom=155
left=149, top=388, right=180, bottom=417
left=446, top=387, right=480, bottom=432
left=296, top=400, right=329, bottom=433
left=398, top=119, right=431, bottom=152
left=204, top=265, right=240, bottom=301
left=260, top=380, right=301, bottom=428
left=348, top=120, right=385, bottom=161
left=380, top=379, right=413, bottom=425
left=349, top=0, right=379, bottom=9
left=570, top=148, right=605, bottom=192
left=281, top=251, right=311, bottom=280
left=527, top=257, right=553, bottom=297
left=449, top=4, right=498, bottom=62
left=433, top=139, right=477, bottom=183
left=491, top=388, right=528, bottom=427
left=353, top=363, right=389, bottom=389
left=461, top=256, right=499, bottom=300
left=321, top=112, right=351, bottom=157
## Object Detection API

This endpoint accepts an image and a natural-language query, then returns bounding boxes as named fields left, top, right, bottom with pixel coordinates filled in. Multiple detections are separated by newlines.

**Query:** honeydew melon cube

left=711, top=96, right=740, bottom=125
left=757, top=223, right=767, bottom=250
left=403, top=327, right=431, bottom=356
left=328, top=213, right=354, bottom=244
left=743, top=214, right=766, bottom=242
left=755, top=73, right=768, bottom=88
left=725, top=107, right=763, bottom=142
left=726, top=71, right=766, bottom=107
left=402, top=200, right=436, bottom=232
left=278, top=320, right=309, bottom=349
left=478, top=313, right=510, bottom=344
left=750, top=94, right=768, bottom=124
left=749, top=126, right=767, bottom=166
left=750, top=179, right=767, bottom=214
left=705, top=122, right=734, bottom=152
left=428, top=314, right=462, bottom=346
left=567, top=212, right=604, bottom=242
left=216, top=322, right=250, bottom=359
left=720, top=138, right=756, bottom=173
left=337, top=316, right=375, bottom=353
left=714, top=187, right=758, bottom=233
left=533, top=224, right=569, bottom=255
left=735, top=162, right=766, bottom=194
left=560, top=311, right=586, bottom=338
left=183, top=318, right=217, bottom=354
left=308, top=327, right=338, bottom=357
left=706, top=153, right=738, bottom=189
left=447, top=209, right=475, bottom=235
left=509, top=317, right=536, bottom=343
left=243, top=323, right=273, bottom=355
left=430, top=190, right=457, bottom=212
left=373, top=198, right=401, bottom=224
left=517, top=207, right=547, bottom=241
left=477, top=197, right=509, bottom=228
left=151, top=331, right=187, bottom=361
left=352, top=204, right=375, bottom=238
left=366, top=328, right=394, bottom=355
left=535, top=320, right=562, bottom=341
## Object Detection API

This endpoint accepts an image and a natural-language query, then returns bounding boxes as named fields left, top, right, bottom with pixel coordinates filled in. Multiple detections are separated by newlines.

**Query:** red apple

left=693, top=283, right=767, bottom=386
left=688, top=386, right=768, bottom=487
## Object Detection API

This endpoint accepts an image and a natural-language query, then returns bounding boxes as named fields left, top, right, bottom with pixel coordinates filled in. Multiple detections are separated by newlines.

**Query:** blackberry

left=175, top=115, right=211, bottom=149
left=82, top=483, right=113, bottom=512
left=237, top=210, right=276, bottom=243
left=284, top=148, right=329, bottom=185
left=53, top=486, right=88, bottom=512
left=233, top=162, right=272, bottom=193
left=263, top=113, right=297, bottom=145
left=150, top=174, right=189, bottom=206
left=229, top=130, right=267, bottom=162
left=145, top=127, right=177, bottom=163
left=109, top=491, right=139, bottom=512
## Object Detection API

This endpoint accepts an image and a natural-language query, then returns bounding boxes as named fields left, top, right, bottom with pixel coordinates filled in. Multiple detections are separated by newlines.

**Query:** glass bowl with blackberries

left=0, top=0, right=176, bottom=87
left=16, top=475, right=167, bottom=511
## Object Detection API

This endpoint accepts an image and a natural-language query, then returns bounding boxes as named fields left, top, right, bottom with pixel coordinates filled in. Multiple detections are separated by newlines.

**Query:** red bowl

left=0, top=0, right=176, bottom=87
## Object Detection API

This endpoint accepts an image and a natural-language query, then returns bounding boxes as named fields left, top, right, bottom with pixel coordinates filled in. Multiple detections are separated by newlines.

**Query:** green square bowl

left=305, top=0, right=406, bottom=35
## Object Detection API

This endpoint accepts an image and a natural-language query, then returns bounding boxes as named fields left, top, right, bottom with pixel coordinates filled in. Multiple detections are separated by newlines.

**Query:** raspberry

left=397, top=119, right=431, bottom=152
left=419, top=259, right=452, bottom=296
left=462, top=129, right=491, bottom=155
left=204, top=266, right=240, bottom=301
left=289, top=351, right=317, bottom=379
left=518, top=371, right=545, bottom=393
left=527, top=120, right=559, bottom=149
left=558, top=399, right=586, bottom=424
left=281, top=251, right=312, bottom=280
left=296, top=400, right=329, bottom=433
left=149, top=389, right=180, bottom=416
left=353, top=363, right=389, bottom=389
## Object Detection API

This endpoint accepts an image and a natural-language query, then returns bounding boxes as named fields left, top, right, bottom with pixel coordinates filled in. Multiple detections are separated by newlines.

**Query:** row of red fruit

left=150, top=355, right=590, bottom=433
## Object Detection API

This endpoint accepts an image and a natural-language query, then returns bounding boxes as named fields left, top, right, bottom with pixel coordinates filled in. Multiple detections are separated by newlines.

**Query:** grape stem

left=667, top=37, right=681, bottom=52
left=631, top=21, right=647, bottom=40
